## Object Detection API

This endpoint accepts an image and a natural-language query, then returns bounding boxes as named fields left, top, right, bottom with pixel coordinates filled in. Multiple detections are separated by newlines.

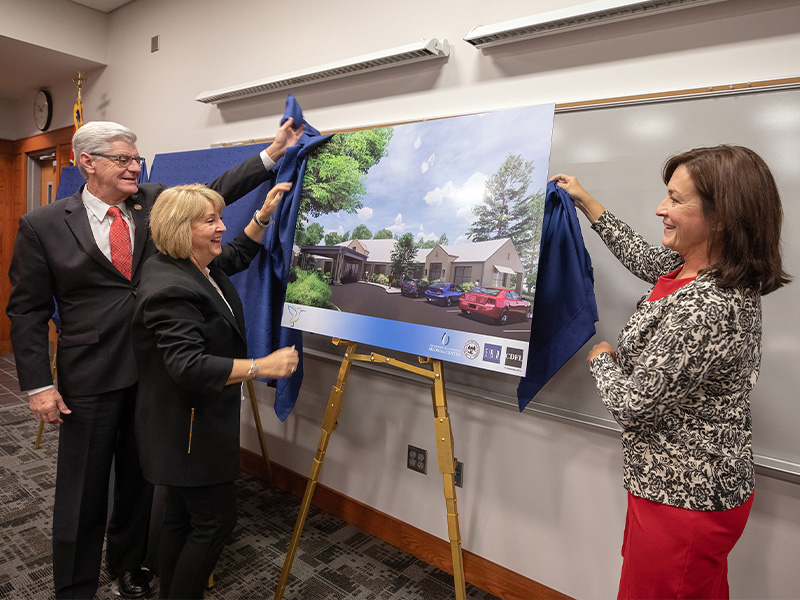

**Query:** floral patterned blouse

left=589, top=211, right=759, bottom=511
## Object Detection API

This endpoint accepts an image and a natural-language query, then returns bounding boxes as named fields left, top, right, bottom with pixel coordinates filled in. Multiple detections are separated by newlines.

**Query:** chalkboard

left=307, top=85, right=800, bottom=480
left=542, top=85, right=800, bottom=480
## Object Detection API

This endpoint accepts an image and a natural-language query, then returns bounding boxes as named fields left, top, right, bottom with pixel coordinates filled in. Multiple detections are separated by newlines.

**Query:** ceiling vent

left=196, top=38, right=450, bottom=105
left=464, top=0, right=730, bottom=49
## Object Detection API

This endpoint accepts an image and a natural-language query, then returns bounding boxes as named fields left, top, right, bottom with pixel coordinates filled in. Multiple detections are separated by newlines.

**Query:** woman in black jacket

left=131, top=182, right=298, bottom=599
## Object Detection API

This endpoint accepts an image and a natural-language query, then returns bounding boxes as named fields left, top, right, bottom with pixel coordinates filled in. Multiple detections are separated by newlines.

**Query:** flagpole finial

left=73, top=71, right=87, bottom=100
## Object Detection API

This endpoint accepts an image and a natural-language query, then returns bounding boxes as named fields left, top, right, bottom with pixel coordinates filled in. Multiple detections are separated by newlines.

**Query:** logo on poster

left=463, top=340, right=480, bottom=360
left=428, top=331, right=461, bottom=358
left=482, top=343, right=502, bottom=364
left=286, top=304, right=305, bottom=327
left=505, top=346, right=524, bottom=369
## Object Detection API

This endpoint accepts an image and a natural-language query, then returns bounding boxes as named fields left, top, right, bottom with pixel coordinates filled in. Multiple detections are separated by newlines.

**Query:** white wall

left=0, top=98, right=21, bottom=140
left=9, top=0, right=800, bottom=597
left=243, top=352, right=800, bottom=600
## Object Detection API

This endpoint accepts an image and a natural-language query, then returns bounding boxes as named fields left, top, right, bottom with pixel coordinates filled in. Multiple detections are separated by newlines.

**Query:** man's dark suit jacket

left=130, top=242, right=257, bottom=486
left=6, top=154, right=271, bottom=398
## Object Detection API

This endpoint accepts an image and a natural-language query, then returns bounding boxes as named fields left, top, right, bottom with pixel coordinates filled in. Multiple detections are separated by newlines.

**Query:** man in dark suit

left=6, top=119, right=303, bottom=599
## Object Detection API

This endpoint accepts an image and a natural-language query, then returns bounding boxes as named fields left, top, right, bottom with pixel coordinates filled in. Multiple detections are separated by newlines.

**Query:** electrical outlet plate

left=454, top=460, right=463, bottom=488
left=407, top=445, right=427, bottom=474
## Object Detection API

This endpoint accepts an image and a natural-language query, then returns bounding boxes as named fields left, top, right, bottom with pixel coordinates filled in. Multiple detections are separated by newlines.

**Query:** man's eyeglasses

left=91, top=153, right=144, bottom=168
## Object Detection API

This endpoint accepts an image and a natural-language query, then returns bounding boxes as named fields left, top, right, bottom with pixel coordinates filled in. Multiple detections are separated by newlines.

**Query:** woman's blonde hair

left=149, top=184, right=226, bottom=259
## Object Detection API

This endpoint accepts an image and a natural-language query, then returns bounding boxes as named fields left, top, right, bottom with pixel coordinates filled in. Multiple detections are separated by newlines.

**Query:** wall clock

left=34, top=89, right=53, bottom=131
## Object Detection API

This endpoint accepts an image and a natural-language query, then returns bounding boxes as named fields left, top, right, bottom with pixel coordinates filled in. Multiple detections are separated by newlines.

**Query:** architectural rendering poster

left=282, top=103, right=555, bottom=375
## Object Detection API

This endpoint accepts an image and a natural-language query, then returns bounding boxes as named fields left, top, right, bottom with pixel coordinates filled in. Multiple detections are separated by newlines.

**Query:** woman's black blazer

left=131, top=233, right=260, bottom=487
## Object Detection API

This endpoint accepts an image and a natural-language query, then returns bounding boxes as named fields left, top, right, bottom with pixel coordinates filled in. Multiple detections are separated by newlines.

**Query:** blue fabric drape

left=246, top=97, right=332, bottom=421
left=147, top=96, right=330, bottom=420
left=138, top=158, right=149, bottom=183
left=517, top=180, right=599, bottom=410
left=55, top=166, right=85, bottom=200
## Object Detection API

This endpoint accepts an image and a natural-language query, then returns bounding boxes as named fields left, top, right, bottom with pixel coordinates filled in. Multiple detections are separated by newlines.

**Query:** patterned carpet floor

left=0, top=355, right=498, bottom=599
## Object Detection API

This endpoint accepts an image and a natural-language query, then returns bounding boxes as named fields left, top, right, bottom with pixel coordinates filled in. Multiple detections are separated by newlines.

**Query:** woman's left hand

left=256, top=181, right=293, bottom=223
left=587, top=341, right=617, bottom=364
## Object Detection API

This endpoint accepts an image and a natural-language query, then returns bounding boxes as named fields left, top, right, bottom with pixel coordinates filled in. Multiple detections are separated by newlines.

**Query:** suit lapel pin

left=133, top=204, right=142, bottom=210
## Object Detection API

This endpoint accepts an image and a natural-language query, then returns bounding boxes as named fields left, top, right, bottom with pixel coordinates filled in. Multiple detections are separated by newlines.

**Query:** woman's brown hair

left=663, top=145, right=790, bottom=295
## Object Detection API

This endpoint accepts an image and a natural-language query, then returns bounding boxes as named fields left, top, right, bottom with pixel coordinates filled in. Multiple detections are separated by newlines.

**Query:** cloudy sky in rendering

left=307, top=102, right=555, bottom=246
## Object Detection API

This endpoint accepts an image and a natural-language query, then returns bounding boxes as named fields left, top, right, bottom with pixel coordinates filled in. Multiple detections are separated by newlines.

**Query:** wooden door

left=0, top=126, right=73, bottom=352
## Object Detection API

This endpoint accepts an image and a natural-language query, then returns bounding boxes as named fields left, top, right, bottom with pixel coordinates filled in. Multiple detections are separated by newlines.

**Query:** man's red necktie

left=107, top=206, right=132, bottom=280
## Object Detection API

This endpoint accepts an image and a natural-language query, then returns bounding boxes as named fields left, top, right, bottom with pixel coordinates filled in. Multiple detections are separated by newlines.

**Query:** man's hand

left=30, top=388, right=71, bottom=424
left=266, top=117, right=306, bottom=162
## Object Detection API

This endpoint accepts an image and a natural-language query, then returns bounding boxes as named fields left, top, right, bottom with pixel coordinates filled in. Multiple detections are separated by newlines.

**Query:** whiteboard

left=304, top=86, right=800, bottom=480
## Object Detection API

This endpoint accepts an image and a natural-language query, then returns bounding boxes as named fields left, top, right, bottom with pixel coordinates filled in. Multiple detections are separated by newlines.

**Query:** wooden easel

left=274, top=338, right=466, bottom=600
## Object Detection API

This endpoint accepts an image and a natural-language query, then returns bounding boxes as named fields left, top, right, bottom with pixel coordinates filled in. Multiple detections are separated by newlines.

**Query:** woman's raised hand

left=257, top=181, right=293, bottom=222
left=549, top=173, right=606, bottom=223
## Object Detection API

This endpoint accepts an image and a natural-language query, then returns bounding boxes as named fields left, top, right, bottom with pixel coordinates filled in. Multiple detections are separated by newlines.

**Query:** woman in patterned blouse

left=551, top=145, right=790, bottom=600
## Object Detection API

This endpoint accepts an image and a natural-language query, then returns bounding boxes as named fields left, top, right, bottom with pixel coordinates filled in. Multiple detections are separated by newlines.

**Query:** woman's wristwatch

left=253, top=211, right=273, bottom=228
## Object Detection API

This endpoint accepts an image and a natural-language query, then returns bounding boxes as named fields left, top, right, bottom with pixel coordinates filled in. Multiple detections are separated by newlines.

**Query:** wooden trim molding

left=240, top=448, right=572, bottom=600
left=555, top=76, right=800, bottom=113
left=10, top=125, right=75, bottom=155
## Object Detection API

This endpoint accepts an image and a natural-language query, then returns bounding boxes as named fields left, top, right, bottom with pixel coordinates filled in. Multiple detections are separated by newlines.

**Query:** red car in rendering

left=459, top=286, right=531, bottom=325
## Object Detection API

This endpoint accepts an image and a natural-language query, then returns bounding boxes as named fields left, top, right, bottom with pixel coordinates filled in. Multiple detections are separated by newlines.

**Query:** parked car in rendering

left=459, top=287, right=531, bottom=325
left=424, top=282, right=463, bottom=306
left=401, top=278, right=429, bottom=298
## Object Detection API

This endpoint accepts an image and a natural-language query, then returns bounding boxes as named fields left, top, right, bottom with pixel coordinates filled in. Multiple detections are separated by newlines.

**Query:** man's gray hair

left=72, top=121, right=137, bottom=178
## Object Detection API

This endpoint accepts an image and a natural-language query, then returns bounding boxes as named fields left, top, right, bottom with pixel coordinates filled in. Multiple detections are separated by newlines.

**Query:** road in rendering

left=328, top=281, right=532, bottom=342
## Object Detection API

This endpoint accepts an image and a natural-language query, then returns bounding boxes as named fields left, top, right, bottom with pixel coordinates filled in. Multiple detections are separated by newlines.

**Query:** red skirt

left=618, top=491, right=753, bottom=600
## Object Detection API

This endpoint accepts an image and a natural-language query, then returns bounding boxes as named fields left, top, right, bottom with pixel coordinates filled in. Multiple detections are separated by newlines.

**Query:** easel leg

left=34, top=420, right=44, bottom=449
left=274, top=341, right=357, bottom=600
left=246, top=379, right=274, bottom=491
left=430, top=360, right=466, bottom=600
